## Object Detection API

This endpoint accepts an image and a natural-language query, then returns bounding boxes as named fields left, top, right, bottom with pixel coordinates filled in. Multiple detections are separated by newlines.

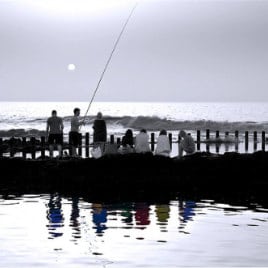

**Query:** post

left=178, top=133, right=181, bottom=155
left=22, top=137, right=27, bottom=158
left=206, top=142, right=210, bottom=153
left=85, top=132, right=90, bottom=158
left=197, top=130, right=200, bottom=151
left=110, top=134, right=114, bottom=144
left=151, top=132, right=155, bottom=152
left=254, top=131, right=257, bottom=151
left=68, top=132, right=72, bottom=156
left=0, top=137, right=2, bottom=157
left=224, top=132, right=229, bottom=152
left=10, top=138, right=15, bottom=157
left=168, top=133, right=172, bottom=149
left=117, top=137, right=121, bottom=145
left=235, top=131, right=239, bottom=152
left=245, top=131, right=248, bottom=152
left=31, top=137, right=36, bottom=159
left=215, top=130, right=220, bottom=153
left=206, top=129, right=210, bottom=140
left=41, top=136, right=45, bottom=158
left=78, top=134, right=82, bottom=156
left=262, top=131, right=265, bottom=151
left=235, top=131, right=239, bottom=139
left=206, top=129, right=210, bottom=152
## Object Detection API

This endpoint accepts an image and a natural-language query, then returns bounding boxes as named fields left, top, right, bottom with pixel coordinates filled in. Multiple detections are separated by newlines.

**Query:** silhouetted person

left=135, top=129, right=151, bottom=153
left=118, top=129, right=134, bottom=154
left=122, top=129, right=134, bottom=147
left=93, top=112, right=107, bottom=154
left=46, top=110, right=64, bottom=158
left=155, top=129, right=171, bottom=157
left=69, top=108, right=84, bottom=156
left=179, top=130, right=195, bottom=157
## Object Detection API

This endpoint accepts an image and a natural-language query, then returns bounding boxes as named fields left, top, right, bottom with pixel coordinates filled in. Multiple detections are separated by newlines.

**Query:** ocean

left=1, top=101, right=268, bottom=133
left=1, top=101, right=268, bottom=155
left=1, top=101, right=268, bottom=267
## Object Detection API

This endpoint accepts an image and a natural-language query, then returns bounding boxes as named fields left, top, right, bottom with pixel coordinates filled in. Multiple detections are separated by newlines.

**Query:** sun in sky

left=67, top=64, right=76, bottom=71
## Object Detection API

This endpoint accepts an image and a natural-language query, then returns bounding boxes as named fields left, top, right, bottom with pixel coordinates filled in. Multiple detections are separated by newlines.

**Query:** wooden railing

left=0, top=129, right=266, bottom=158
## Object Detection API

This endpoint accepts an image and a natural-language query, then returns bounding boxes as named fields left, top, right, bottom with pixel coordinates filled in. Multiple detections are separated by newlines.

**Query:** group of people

left=118, top=128, right=195, bottom=158
left=46, top=108, right=106, bottom=157
left=46, top=108, right=195, bottom=158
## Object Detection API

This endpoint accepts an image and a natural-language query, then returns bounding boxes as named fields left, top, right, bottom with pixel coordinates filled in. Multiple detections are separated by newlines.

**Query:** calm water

left=0, top=194, right=267, bottom=267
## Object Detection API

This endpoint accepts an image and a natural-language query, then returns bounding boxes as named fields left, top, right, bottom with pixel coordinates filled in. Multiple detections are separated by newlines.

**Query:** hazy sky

left=0, top=0, right=268, bottom=102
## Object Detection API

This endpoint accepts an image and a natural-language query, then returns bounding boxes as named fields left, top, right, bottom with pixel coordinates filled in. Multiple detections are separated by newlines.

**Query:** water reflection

left=1, top=194, right=268, bottom=267
left=46, top=194, right=64, bottom=238
left=155, top=204, right=170, bottom=232
left=134, top=202, right=150, bottom=227
left=92, top=203, right=107, bottom=235
left=179, top=200, right=196, bottom=223
left=120, top=202, right=133, bottom=224
left=70, top=196, right=81, bottom=241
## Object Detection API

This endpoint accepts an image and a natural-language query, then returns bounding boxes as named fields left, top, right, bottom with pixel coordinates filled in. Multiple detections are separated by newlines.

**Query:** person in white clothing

left=155, top=129, right=171, bottom=157
left=134, top=129, right=151, bottom=153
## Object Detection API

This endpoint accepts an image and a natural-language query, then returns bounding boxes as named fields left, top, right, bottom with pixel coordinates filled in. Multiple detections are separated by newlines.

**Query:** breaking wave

left=102, top=116, right=268, bottom=132
left=1, top=115, right=268, bottom=137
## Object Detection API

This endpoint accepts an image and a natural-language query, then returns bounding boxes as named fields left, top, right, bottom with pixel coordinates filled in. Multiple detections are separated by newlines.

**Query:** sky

left=0, top=0, right=268, bottom=102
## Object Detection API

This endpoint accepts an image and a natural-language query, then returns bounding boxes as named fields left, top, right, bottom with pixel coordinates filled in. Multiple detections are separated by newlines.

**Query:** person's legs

left=69, top=132, right=78, bottom=156
left=49, top=144, right=54, bottom=158
left=48, top=134, right=55, bottom=158
left=178, top=143, right=184, bottom=158
left=56, top=134, right=63, bottom=157
left=57, top=144, right=62, bottom=157
left=72, top=146, right=77, bottom=156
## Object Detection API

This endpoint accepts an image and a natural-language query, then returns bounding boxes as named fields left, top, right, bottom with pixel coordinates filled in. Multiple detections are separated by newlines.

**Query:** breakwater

left=0, top=129, right=267, bottom=158
left=0, top=151, right=268, bottom=203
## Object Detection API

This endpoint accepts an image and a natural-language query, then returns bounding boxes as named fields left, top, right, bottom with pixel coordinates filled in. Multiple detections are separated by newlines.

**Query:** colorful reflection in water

left=0, top=194, right=268, bottom=267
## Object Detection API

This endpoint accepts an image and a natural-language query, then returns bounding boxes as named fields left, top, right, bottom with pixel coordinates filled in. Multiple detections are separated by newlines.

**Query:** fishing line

left=82, top=2, right=138, bottom=125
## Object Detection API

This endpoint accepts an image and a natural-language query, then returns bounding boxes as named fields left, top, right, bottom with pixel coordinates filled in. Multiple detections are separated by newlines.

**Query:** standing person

left=92, top=112, right=107, bottom=153
left=155, top=129, right=171, bottom=157
left=178, top=130, right=195, bottom=157
left=135, top=129, right=151, bottom=153
left=69, top=108, right=84, bottom=156
left=46, top=110, right=64, bottom=158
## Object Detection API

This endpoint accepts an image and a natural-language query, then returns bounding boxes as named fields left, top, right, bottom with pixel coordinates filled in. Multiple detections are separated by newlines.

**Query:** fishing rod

left=82, top=2, right=139, bottom=125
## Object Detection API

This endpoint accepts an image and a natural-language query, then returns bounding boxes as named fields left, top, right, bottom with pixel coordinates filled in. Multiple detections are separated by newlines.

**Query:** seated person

left=118, top=129, right=134, bottom=154
left=179, top=130, right=195, bottom=157
left=122, top=129, right=134, bottom=148
left=134, top=129, right=151, bottom=153
left=155, top=129, right=171, bottom=157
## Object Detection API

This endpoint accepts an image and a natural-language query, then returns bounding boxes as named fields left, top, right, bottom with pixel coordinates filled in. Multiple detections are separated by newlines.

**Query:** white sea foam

left=0, top=102, right=267, bottom=136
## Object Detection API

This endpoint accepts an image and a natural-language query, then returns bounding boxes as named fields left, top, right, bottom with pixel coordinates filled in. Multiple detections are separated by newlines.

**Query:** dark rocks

left=0, top=152, right=268, bottom=202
